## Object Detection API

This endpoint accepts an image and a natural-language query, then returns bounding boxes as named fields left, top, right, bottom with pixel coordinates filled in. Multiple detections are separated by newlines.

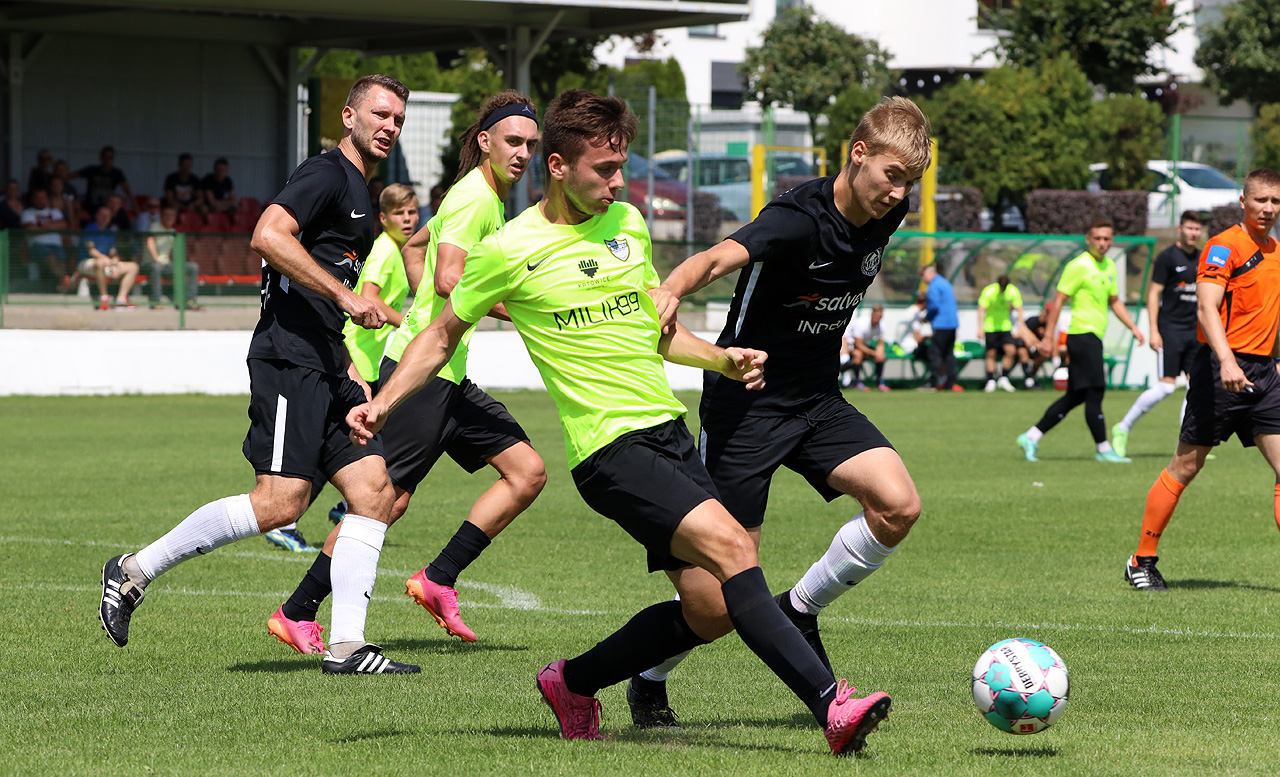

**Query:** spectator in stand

left=27, top=149, right=53, bottom=195
left=49, top=175, right=80, bottom=230
left=80, top=205, right=139, bottom=310
left=921, top=263, right=961, bottom=391
left=105, top=194, right=133, bottom=231
left=0, top=179, right=24, bottom=229
left=900, top=291, right=934, bottom=386
left=201, top=157, right=237, bottom=216
left=74, top=145, right=133, bottom=216
left=134, top=197, right=162, bottom=231
left=164, top=153, right=205, bottom=215
left=428, top=183, right=446, bottom=218
left=22, top=188, right=72, bottom=286
left=145, top=205, right=201, bottom=311
left=840, top=304, right=890, bottom=391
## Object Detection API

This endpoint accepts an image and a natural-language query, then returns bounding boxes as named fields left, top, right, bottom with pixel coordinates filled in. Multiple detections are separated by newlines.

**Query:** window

left=977, top=0, right=1015, bottom=30
left=776, top=0, right=804, bottom=13
left=689, top=24, right=719, bottom=38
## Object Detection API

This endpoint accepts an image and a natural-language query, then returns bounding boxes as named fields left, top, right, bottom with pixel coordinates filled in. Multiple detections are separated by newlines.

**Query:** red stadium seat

left=238, top=197, right=262, bottom=214
left=178, top=210, right=204, bottom=231
left=205, top=211, right=231, bottom=232
left=232, top=211, right=258, bottom=233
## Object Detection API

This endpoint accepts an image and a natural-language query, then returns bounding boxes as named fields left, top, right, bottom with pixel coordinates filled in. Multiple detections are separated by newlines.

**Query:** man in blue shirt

left=922, top=264, right=960, bottom=391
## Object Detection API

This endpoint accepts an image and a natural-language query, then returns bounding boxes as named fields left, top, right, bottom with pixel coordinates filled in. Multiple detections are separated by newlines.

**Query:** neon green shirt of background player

left=449, top=201, right=686, bottom=468
left=382, top=167, right=505, bottom=383
left=978, top=282, right=1023, bottom=334
left=1057, top=251, right=1118, bottom=338
left=343, top=231, right=411, bottom=382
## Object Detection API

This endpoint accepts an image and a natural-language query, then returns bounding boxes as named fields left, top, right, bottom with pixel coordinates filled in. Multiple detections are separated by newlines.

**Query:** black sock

left=721, top=567, right=837, bottom=727
left=1022, top=361, right=1035, bottom=379
left=281, top=552, right=332, bottom=622
left=425, top=521, right=492, bottom=588
left=562, top=600, right=709, bottom=698
left=986, top=369, right=995, bottom=381
left=874, top=361, right=884, bottom=383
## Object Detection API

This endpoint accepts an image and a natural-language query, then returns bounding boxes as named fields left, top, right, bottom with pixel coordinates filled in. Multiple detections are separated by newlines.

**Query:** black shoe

left=328, top=500, right=348, bottom=525
left=626, top=676, right=680, bottom=730
left=100, top=554, right=145, bottom=647
left=321, top=644, right=420, bottom=675
left=1125, top=555, right=1169, bottom=591
left=776, top=590, right=832, bottom=676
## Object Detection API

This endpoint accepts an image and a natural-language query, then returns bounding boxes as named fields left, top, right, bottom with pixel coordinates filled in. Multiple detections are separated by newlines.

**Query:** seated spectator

left=21, top=188, right=73, bottom=288
left=201, top=157, right=237, bottom=215
left=428, top=183, right=446, bottom=218
left=104, top=194, right=133, bottom=231
left=27, top=149, right=53, bottom=195
left=840, top=303, right=889, bottom=391
left=74, top=145, right=133, bottom=217
left=79, top=205, right=139, bottom=310
left=898, top=291, right=934, bottom=386
left=48, top=175, right=80, bottom=229
left=0, top=179, right=24, bottom=229
left=134, top=197, right=162, bottom=231
left=164, top=153, right=205, bottom=215
left=145, top=205, right=202, bottom=311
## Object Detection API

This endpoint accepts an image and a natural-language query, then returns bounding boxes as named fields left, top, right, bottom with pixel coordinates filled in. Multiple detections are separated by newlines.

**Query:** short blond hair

left=846, top=96, right=932, bottom=173
left=379, top=183, right=417, bottom=214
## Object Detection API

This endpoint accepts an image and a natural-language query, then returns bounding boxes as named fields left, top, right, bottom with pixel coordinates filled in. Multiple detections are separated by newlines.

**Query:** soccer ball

left=1052, top=367, right=1069, bottom=390
left=971, top=638, right=1070, bottom=734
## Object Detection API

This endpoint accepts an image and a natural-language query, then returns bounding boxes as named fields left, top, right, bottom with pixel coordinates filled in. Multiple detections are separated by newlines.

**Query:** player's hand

left=1131, top=327, right=1146, bottom=348
left=1037, top=340, right=1054, bottom=359
left=342, top=291, right=386, bottom=330
left=347, top=400, right=388, bottom=445
left=1148, top=331, right=1163, bottom=353
left=721, top=347, right=767, bottom=390
left=647, top=287, right=679, bottom=334
left=1219, top=359, right=1253, bottom=394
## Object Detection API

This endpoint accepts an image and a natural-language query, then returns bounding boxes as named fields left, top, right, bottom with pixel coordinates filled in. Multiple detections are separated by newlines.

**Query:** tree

left=1253, top=104, right=1280, bottom=172
left=741, top=7, right=894, bottom=144
left=992, top=0, right=1181, bottom=94
left=1090, top=95, right=1164, bottom=190
left=817, top=84, right=880, bottom=170
left=1195, top=0, right=1280, bottom=107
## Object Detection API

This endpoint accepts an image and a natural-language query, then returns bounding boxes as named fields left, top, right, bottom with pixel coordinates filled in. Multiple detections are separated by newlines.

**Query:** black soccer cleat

left=626, top=676, right=680, bottom=730
left=100, top=553, right=145, bottom=647
left=1125, top=555, right=1169, bottom=591
left=776, top=590, right=833, bottom=676
left=321, top=644, right=421, bottom=675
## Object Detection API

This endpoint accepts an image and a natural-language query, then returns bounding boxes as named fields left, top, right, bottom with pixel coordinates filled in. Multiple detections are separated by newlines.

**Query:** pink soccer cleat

left=267, top=606, right=325, bottom=654
left=536, top=659, right=602, bottom=740
left=405, top=568, right=477, bottom=642
left=824, top=679, right=891, bottom=755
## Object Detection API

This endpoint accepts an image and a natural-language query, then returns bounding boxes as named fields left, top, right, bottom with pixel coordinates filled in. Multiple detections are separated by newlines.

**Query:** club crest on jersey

left=579, top=258, right=600, bottom=278
left=604, top=238, right=630, bottom=261
left=861, top=246, right=884, bottom=276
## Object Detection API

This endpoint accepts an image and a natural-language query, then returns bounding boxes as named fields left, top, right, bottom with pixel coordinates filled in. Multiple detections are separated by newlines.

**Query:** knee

left=871, top=486, right=922, bottom=534
left=249, top=487, right=310, bottom=531
left=509, top=457, right=547, bottom=506
left=681, top=597, right=734, bottom=641
left=701, top=524, right=758, bottom=577
left=346, top=473, right=396, bottom=521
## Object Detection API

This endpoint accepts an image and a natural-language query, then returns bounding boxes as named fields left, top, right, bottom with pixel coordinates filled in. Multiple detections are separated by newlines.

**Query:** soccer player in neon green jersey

left=1017, top=219, right=1145, bottom=463
left=977, top=274, right=1025, bottom=393
left=348, top=89, right=891, bottom=754
left=267, top=91, right=546, bottom=654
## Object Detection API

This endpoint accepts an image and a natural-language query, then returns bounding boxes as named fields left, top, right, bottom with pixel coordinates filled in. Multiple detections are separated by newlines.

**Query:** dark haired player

left=100, top=75, right=419, bottom=675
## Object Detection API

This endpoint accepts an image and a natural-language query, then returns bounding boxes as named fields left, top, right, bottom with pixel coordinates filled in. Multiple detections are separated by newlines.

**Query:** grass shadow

left=331, top=728, right=411, bottom=744
left=480, top=725, right=815, bottom=755
left=971, top=746, right=1060, bottom=757
left=226, top=658, right=315, bottom=673
left=1170, top=578, right=1280, bottom=594
left=376, top=637, right=531, bottom=654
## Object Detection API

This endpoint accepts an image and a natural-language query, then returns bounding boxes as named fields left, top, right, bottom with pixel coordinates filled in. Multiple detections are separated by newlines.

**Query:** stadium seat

left=238, top=197, right=262, bottom=214
left=178, top=210, right=204, bottom=231
left=206, top=211, right=231, bottom=232
left=134, top=195, right=150, bottom=212
left=231, top=211, right=257, bottom=233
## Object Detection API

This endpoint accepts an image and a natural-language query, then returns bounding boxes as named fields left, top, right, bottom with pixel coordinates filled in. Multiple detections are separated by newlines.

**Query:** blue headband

left=481, top=103, right=538, bottom=132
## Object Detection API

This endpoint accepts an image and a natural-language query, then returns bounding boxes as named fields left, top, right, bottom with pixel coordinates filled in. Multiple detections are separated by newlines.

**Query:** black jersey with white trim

left=248, top=150, right=376, bottom=375
left=704, top=176, right=907, bottom=415
left=1150, top=244, right=1198, bottom=335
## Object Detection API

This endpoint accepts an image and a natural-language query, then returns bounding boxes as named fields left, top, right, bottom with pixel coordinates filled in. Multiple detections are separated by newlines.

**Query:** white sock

left=1025, top=426, right=1044, bottom=444
left=640, top=650, right=692, bottom=683
left=277, top=522, right=298, bottom=531
left=328, top=513, right=387, bottom=652
left=134, top=494, right=259, bottom=584
left=1119, top=382, right=1175, bottom=432
left=1097, top=441, right=1113, bottom=454
left=793, top=512, right=896, bottom=613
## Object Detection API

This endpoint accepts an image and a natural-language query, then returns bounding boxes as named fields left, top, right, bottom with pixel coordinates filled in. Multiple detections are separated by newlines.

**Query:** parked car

left=652, top=151, right=814, bottom=221
left=1089, top=160, right=1243, bottom=227
left=523, top=153, right=687, bottom=219
left=979, top=205, right=1026, bottom=232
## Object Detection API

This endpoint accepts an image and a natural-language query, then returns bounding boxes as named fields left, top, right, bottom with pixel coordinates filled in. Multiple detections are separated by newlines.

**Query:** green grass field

left=6, top=390, right=1280, bottom=775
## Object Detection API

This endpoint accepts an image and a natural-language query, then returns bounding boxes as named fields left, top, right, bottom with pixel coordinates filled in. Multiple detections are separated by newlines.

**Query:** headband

left=480, top=103, right=538, bottom=132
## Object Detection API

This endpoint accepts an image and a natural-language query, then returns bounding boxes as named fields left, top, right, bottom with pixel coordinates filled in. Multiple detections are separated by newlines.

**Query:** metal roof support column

left=512, top=11, right=563, bottom=215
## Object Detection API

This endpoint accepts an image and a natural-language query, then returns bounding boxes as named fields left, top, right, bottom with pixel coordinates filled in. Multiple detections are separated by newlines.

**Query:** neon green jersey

left=450, top=201, right=685, bottom=468
left=978, top=282, right=1023, bottom=333
left=342, top=231, right=410, bottom=382
left=1057, top=251, right=1118, bottom=337
left=383, top=168, right=505, bottom=383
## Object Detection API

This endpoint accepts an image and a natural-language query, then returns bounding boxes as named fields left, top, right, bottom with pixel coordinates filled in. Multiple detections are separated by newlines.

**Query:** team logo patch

left=862, top=246, right=884, bottom=276
left=578, top=258, right=600, bottom=278
left=604, top=238, right=630, bottom=261
left=1205, top=245, right=1230, bottom=268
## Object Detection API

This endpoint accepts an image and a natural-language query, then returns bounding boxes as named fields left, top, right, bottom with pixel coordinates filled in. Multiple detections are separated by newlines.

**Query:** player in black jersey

left=99, top=75, right=419, bottom=675
left=1111, top=211, right=1204, bottom=457
left=629, top=97, right=930, bottom=725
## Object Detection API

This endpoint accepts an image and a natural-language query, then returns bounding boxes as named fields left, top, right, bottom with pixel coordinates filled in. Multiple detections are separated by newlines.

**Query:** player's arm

left=1037, top=292, right=1069, bottom=358
left=1108, top=296, right=1145, bottom=347
left=1146, top=280, right=1165, bottom=352
left=435, top=242, right=510, bottom=321
left=358, top=280, right=403, bottom=327
left=251, top=203, right=385, bottom=329
left=658, top=321, right=767, bottom=391
left=654, top=239, right=751, bottom=330
left=976, top=304, right=986, bottom=336
left=1197, top=281, right=1250, bottom=392
left=401, top=222, right=429, bottom=294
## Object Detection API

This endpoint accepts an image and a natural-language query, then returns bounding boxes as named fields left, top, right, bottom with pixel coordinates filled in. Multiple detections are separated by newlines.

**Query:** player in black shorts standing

left=1111, top=210, right=1204, bottom=458
left=633, top=97, right=930, bottom=725
left=99, top=75, right=419, bottom=675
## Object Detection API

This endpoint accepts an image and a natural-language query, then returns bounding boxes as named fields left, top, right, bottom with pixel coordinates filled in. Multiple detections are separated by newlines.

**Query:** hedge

left=1024, top=190, right=1148, bottom=235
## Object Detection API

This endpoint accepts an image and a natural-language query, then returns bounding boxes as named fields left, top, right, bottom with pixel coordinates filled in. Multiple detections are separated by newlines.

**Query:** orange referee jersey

left=1197, top=224, right=1280, bottom=356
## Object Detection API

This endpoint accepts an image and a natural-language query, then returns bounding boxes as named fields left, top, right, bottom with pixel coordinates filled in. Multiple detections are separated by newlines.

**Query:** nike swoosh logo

left=1174, top=266, right=1187, bottom=272
left=527, top=257, right=548, bottom=272
left=809, top=260, right=833, bottom=270
left=350, top=209, right=366, bottom=218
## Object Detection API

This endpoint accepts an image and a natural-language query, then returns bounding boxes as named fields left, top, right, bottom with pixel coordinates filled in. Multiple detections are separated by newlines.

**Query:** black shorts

left=699, top=394, right=894, bottom=528
left=571, top=418, right=719, bottom=573
left=1157, top=328, right=1201, bottom=380
left=984, top=331, right=1016, bottom=351
left=380, top=357, right=528, bottom=493
left=242, top=358, right=383, bottom=480
left=1180, top=349, right=1280, bottom=448
left=1065, top=333, right=1106, bottom=391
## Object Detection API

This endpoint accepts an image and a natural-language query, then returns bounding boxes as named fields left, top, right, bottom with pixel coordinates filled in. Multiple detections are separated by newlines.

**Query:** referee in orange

left=1125, top=168, right=1280, bottom=591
